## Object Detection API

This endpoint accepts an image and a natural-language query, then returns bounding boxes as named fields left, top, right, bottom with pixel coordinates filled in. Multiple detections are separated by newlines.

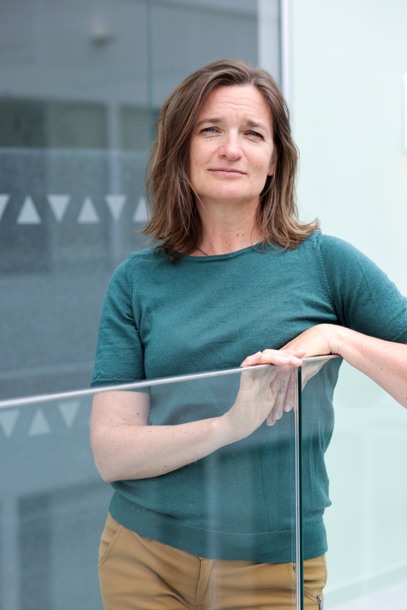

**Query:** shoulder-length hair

left=143, top=59, right=319, bottom=258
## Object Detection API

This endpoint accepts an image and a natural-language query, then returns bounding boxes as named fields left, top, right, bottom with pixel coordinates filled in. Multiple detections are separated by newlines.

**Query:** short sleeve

left=317, top=234, right=407, bottom=343
left=90, top=260, right=145, bottom=387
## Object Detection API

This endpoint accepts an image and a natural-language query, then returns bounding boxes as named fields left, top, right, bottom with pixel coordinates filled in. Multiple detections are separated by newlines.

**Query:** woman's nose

left=218, top=135, right=243, bottom=160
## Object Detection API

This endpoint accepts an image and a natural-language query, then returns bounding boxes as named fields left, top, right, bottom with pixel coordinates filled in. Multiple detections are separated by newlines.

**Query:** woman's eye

left=247, top=130, right=264, bottom=139
left=201, top=126, right=218, bottom=134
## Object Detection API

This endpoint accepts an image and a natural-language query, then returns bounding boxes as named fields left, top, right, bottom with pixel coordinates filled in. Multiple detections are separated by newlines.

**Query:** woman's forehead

left=196, top=84, right=273, bottom=129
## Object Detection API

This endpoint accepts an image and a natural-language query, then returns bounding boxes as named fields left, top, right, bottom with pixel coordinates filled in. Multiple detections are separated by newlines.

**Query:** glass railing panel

left=0, top=148, right=149, bottom=401
left=0, top=391, right=109, bottom=610
left=296, top=355, right=339, bottom=610
left=301, top=358, right=407, bottom=610
left=1, top=364, right=301, bottom=610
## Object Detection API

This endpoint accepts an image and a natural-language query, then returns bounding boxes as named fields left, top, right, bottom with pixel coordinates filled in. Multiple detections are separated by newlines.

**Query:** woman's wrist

left=329, top=325, right=362, bottom=361
left=327, top=324, right=345, bottom=356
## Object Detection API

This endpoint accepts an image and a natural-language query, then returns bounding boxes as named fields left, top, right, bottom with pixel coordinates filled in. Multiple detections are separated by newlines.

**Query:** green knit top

left=91, top=231, right=407, bottom=562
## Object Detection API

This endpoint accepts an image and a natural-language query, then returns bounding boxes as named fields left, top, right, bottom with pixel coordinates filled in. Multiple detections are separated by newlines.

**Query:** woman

left=90, top=59, right=407, bottom=609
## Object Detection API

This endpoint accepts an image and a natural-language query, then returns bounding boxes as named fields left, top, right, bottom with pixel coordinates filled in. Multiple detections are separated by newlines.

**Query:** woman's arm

left=243, top=324, right=407, bottom=408
left=90, top=350, right=303, bottom=483
left=326, top=326, right=407, bottom=407
left=91, top=390, right=234, bottom=483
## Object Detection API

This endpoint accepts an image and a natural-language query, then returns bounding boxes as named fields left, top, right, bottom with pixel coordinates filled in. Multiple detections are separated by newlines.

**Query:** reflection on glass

left=1, top=364, right=301, bottom=610
left=0, top=392, right=109, bottom=610
left=301, top=359, right=407, bottom=610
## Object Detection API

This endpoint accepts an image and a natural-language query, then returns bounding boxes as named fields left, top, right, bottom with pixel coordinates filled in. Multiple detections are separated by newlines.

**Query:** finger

left=270, top=368, right=292, bottom=420
left=283, top=369, right=297, bottom=412
left=266, top=414, right=276, bottom=426
left=249, top=367, right=280, bottom=426
left=256, top=367, right=288, bottom=427
left=279, top=347, right=307, bottom=361
left=240, top=351, right=263, bottom=367
left=241, top=349, right=303, bottom=368
left=261, top=349, right=303, bottom=367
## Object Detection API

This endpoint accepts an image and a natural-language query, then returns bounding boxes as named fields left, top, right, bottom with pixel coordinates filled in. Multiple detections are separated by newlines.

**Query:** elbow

left=90, top=431, right=122, bottom=484
left=94, top=458, right=117, bottom=484
left=393, top=386, right=407, bottom=408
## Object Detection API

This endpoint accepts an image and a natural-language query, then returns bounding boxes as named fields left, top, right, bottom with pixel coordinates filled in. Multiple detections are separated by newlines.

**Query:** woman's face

left=189, top=84, right=276, bottom=210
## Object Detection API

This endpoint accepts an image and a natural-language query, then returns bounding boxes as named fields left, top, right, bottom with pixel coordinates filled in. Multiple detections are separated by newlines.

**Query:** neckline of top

left=184, top=242, right=267, bottom=261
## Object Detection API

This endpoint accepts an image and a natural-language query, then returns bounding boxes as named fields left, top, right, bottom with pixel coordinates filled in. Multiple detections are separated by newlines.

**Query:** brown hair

left=143, top=59, right=319, bottom=258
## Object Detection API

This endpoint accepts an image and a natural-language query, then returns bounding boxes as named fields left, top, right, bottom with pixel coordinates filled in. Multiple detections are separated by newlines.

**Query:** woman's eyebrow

left=195, top=117, right=270, bottom=132
left=195, top=117, right=223, bottom=127
left=243, top=119, right=270, bottom=132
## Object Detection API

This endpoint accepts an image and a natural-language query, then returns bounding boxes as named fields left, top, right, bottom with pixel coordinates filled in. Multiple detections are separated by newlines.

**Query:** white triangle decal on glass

left=106, top=195, right=126, bottom=220
left=78, top=197, right=99, bottom=224
left=0, top=409, right=19, bottom=438
left=48, top=195, right=70, bottom=222
left=0, top=194, right=9, bottom=221
left=17, top=197, right=41, bottom=224
left=57, top=400, right=81, bottom=428
left=133, top=197, right=148, bottom=223
left=28, top=409, right=51, bottom=436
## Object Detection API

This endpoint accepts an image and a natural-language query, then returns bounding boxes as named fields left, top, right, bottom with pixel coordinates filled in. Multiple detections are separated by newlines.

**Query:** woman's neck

left=197, top=196, right=261, bottom=256
left=194, top=203, right=262, bottom=256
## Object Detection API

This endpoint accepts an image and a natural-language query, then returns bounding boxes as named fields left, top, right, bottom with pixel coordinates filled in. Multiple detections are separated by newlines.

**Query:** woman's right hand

left=222, top=349, right=304, bottom=441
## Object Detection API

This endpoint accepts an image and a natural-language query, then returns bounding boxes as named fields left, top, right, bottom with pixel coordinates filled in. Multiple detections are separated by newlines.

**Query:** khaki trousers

left=99, top=514, right=326, bottom=610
